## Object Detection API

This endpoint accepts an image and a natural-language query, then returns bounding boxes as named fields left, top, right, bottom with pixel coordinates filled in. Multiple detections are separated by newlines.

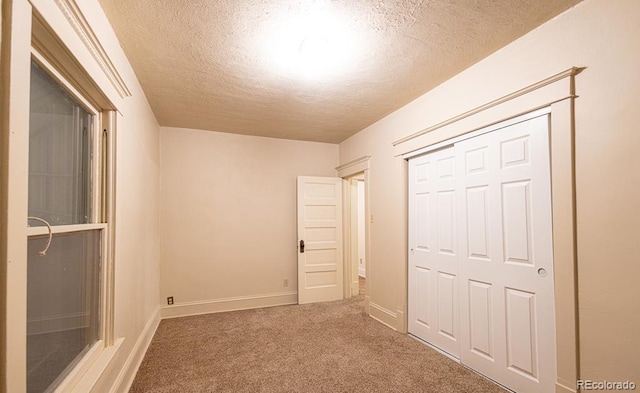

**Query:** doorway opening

left=349, top=175, right=366, bottom=296
left=342, top=172, right=368, bottom=302
left=296, top=167, right=369, bottom=307
left=336, top=155, right=371, bottom=311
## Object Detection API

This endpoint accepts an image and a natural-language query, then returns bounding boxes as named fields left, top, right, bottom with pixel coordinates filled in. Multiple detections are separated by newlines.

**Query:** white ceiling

left=99, top=0, right=581, bottom=143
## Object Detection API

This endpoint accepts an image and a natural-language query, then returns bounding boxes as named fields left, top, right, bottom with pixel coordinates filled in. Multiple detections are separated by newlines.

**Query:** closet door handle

left=299, top=240, right=305, bottom=253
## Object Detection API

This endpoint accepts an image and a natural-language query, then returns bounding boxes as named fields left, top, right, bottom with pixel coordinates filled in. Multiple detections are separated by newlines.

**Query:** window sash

left=30, top=49, right=105, bottom=225
left=26, top=229, right=103, bottom=393
left=27, top=223, right=107, bottom=237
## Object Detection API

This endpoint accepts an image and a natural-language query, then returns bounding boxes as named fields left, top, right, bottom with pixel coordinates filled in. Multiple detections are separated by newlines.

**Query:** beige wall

left=339, top=0, right=639, bottom=384
left=81, top=5, right=162, bottom=391
left=104, top=97, right=160, bottom=391
left=159, top=127, right=338, bottom=313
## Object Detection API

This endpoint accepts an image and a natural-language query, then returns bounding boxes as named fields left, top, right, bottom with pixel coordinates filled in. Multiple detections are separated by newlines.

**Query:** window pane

left=29, top=61, right=93, bottom=226
left=27, top=230, right=101, bottom=393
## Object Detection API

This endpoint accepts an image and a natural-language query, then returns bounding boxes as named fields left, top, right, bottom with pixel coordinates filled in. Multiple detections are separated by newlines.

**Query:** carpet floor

left=130, top=296, right=506, bottom=393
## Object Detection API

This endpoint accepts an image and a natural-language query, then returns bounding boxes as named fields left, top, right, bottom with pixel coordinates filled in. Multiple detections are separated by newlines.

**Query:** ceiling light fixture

left=262, top=2, right=355, bottom=81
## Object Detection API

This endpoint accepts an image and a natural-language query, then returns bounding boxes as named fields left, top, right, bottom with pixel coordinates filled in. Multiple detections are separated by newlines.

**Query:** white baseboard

left=369, top=301, right=399, bottom=331
left=556, top=382, right=577, bottom=393
left=160, top=291, right=298, bottom=319
left=395, top=308, right=406, bottom=333
left=109, top=307, right=160, bottom=393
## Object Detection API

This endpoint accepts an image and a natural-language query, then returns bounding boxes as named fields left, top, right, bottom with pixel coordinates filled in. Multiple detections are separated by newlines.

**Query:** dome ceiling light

left=262, top=2, right=356, bottom=81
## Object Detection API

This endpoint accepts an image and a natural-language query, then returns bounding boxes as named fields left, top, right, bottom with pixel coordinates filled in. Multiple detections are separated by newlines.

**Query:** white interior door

left=297, top=176, right=343, bottom=304
left=408, top=146, right=460, bottom=358
left=407, top=113, right=556, bottom=392
left=456, top=115, right=556, bottom=392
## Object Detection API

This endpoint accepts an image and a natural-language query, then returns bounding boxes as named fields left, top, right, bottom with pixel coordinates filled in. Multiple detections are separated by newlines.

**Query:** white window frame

left=1, top=2, right=119, bottom=392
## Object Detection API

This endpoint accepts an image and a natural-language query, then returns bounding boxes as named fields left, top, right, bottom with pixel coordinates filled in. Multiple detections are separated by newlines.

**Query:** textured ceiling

left=99, top=0, right=581, bottom=143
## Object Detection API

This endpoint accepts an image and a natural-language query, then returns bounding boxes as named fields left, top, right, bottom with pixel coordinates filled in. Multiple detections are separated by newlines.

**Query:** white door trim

left=393, top=67, right=582, bottom=150
left=336, top=155, right=371, bottom=177
left=403, top=107, right=551, bottom=160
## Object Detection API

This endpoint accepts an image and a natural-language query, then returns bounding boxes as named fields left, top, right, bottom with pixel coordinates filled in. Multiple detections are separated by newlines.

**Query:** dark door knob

left=299, top=240, right=305, bottom=253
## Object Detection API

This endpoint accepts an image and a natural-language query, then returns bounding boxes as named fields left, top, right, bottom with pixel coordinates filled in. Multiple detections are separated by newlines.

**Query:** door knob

left=299, top=240, right=305, bottom=253
left=537, top=268, right=547, bottom=277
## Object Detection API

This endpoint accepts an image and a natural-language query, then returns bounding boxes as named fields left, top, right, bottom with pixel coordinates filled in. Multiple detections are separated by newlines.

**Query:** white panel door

left=408, top=146, right=460, bottom=358
left=456, top=115, right=556, bottom=392
left=297, top=176, right=343, bottom=305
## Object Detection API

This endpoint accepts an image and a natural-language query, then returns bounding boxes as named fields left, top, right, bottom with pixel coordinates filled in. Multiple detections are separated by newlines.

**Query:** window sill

left=54, top=337, right=124, bottom=393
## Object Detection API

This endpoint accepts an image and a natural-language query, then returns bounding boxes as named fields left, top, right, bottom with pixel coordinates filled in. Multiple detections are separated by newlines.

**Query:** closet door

left=456, top=115, right=556, bottom=392
left=407, top=146, right=460, bottom=358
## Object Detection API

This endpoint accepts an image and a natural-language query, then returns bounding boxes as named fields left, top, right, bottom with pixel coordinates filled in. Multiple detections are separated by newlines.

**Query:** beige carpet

left=130, top=296, right=505, bottom=393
